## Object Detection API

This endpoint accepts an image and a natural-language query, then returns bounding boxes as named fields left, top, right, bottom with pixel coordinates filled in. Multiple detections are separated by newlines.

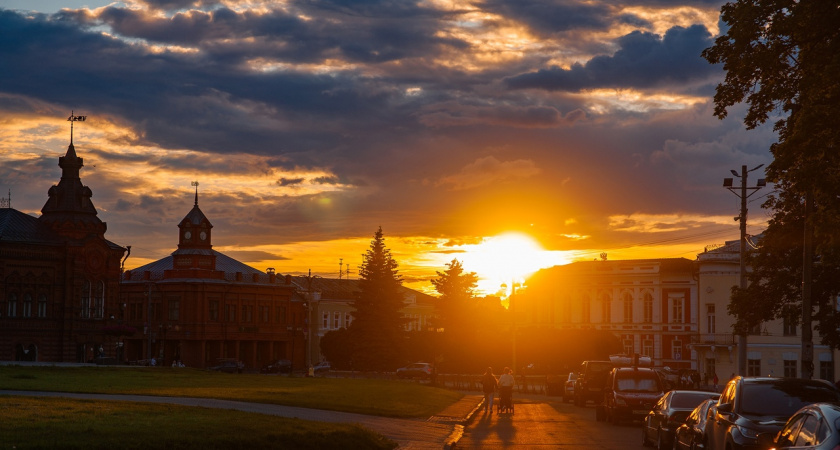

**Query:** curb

left=443, top=397, right=485, bottom=449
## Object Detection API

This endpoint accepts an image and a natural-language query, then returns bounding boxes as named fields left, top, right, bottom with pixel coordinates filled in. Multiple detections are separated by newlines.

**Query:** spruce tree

left=350, top=227, right=407, bottom=371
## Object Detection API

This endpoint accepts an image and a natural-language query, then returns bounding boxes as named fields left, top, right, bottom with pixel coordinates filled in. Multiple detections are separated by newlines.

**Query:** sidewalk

left=0, top=390, right=484, bottom=449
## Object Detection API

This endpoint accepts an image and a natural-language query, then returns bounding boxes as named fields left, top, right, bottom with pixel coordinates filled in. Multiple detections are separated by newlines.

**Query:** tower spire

left=192, top=181, right=199, bottom=206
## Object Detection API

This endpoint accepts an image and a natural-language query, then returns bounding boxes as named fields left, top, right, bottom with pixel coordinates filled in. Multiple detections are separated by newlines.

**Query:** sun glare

left=458, top=232, right=571, bottom=298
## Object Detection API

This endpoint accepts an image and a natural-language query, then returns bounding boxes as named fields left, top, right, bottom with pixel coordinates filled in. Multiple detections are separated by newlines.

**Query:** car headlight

left=615, top=396, right=627, bottom=406
left=736, top=424, right=760, bottom=440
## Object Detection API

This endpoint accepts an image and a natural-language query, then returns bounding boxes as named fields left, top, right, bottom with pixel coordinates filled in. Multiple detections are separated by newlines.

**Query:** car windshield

left=673, top=392, right=718, bottom=408
left=616, top=376, right=659, bottom=392
left=741, top=381, right=840, bottom=417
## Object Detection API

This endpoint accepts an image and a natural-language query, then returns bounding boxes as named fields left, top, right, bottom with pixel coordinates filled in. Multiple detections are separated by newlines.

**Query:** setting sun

left=457, top=232, right=572, bottom=298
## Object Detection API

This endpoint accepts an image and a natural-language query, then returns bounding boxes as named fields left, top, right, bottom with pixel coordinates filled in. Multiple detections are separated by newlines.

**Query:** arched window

left=7, top=293, right=18, bottom=318
left=93, top=280, right=105, bottom=319
left=581, top=294, right=591, bottom=323
left=38, top=293, right=48, bottom=318
left=81, top=281, right=91, bottom=318
left=622, top=291, right=633, bottom=323
left=23, top=293, right=32, bottom=318
left=600, top=292, right=611, bottom=324
left=643, top=291, right=653, bottom=323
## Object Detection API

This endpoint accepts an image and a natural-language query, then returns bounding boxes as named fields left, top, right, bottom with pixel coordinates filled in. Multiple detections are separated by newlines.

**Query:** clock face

left=200, top=231, right=207, bottom=241
left=184, top=231, right=192, bottom=240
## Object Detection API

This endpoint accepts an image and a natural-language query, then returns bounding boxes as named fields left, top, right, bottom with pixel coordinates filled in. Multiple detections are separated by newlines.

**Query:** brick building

left=119, top=192, right=302, bottom=370
left=0, top=140, right=127, bottom=363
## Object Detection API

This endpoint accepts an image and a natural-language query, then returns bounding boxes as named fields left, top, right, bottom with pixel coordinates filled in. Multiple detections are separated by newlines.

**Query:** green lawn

left=0, top=366, right=463, bottom=418
left=0, top=396, right=397, bottom=450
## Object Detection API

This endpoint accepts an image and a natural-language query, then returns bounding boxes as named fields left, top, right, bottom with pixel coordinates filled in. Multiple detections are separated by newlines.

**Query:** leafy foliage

left=704, top=0, right=840, bottom=343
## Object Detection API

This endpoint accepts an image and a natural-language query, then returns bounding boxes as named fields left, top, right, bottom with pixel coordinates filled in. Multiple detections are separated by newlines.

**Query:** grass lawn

left=0, top=366, right=463, bottom=418
left=0, top=396, right=397, bottom=450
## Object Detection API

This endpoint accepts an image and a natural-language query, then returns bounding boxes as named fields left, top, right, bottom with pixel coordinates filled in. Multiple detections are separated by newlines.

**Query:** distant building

left=696, top=240, right=839, bottom=381
left=517, top=258, right=698, bottom=370
left=289, top=276, right=437, bottom=367
left=120, top=193, right=301, bottom=370
left=0, top=141, right=127, bottom=362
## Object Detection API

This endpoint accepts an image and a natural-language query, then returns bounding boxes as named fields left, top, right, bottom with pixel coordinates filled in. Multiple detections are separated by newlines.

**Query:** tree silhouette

left=349, top=227, right=407, bottom=371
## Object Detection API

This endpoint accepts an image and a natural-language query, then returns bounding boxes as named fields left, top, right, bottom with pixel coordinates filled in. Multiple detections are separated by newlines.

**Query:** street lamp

left=723, top=164, right=765, bottom=376
left=304, top=270, right=322, bottom=373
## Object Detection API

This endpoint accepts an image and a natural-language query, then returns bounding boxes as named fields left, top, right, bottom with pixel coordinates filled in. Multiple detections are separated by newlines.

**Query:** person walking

left=498, top=367, right=515, bottom=412
left=482, top=367, right=498, bottom=413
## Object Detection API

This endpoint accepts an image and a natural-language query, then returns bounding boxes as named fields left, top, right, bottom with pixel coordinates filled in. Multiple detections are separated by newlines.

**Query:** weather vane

left=67, top=111, right=87, bottom=144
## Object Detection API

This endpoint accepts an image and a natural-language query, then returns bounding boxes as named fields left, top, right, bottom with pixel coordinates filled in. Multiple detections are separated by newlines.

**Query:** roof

left=124, top=250, right=275, bottom=284
left=0, top=208, right=64, bottom=244
left=288, top=276, right=437, bottom=305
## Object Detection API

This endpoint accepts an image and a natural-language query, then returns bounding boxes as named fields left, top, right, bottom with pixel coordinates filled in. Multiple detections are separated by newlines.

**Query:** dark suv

left=597, top=366, right=664, bottom=424
left=707, top=376, right=840, bottom=450
left=574, top=360, right=614, bottom=406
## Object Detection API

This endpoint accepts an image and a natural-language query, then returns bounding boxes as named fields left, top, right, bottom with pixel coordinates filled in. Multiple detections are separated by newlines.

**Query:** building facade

left=696, top=240, right=839, bottom=382
left=0, top=141, right=127, bottom=363
left=517, top=258, right=699, bottom=370
left=119, top=194, right=302, bottom=370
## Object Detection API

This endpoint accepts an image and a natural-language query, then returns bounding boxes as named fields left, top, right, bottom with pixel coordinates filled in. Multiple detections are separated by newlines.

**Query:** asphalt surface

left=0, top=390, right=484, bottom=450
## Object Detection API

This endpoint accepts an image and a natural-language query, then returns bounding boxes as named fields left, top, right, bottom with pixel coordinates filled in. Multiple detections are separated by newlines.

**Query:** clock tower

left=168, top=184, right=220, bottom=277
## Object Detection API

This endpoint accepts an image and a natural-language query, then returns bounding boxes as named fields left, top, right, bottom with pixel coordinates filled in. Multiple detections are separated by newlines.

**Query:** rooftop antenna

left=339, top=258, right=343, bottom=279
left=67, top=111, right=86, bottom=144
left=191, top=181, right=199, bottom=206
left=0, top=189, right=10, bottom=209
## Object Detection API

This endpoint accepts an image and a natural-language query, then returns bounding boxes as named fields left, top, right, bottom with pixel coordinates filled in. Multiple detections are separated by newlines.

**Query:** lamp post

left=723, top=164, right=766, bottom=376
left=304, top=270, right=321, bottom=372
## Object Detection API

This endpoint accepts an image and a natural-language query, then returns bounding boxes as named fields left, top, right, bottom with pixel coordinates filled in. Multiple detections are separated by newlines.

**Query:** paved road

left=456, top=399, right=648, bottom=449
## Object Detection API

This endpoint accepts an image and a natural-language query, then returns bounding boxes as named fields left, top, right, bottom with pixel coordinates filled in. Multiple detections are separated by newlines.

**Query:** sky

left=0, top=0, right=777, bottom=297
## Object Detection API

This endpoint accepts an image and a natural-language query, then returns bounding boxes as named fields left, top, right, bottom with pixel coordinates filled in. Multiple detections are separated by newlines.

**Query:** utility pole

left=802, top=192, right=814, bottom=379
left=724, top=164, right=765, bottom=376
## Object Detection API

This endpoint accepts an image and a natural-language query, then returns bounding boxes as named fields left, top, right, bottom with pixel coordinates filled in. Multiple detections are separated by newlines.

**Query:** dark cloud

left=313, top=176, right=341, bottom=185
left=277, top=177, right=305, bottom=187
left=505, top=25, right=717, bottom=92
left=480, top=0, right=615, bottom=35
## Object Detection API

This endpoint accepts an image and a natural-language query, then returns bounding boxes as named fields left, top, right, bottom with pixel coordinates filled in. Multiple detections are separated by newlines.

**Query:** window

left=582, top=294, right=591, bottom=323
left=622, top=292, right=633, bottom=323
left=784, top=359, right=797, bottom=378
left=242, top=305, right=252, bottom=323
left=623, top=339, right=633, bottom=355
left=7, top=293, right=17, bottom=317
left=81, top=281, right=91, bottom=318
left=37, top=294, right=47, bottom=318
left=706, top=304, right=716, bottom=333
left=706, top=358, right=716, bottom=383
left=783, top=311, right=797, bottom=336
left=600, top=292, right=611, bottom=324
left=209, top=300, right=219, bottom=321
left=643, top=292, right=653, bottom=323
left=322, top=312, right=329, bottom=329
left=93, top=281, right=105, bottom=318
left=748, top=322, right=762, bottom=335
left=747, top=359, right=761, bottom=376
left=23, top=293, right=32, bottom=318
left=260, top=306, right=269, bottom=323
left=168, top=299, right=180, bottom=321
left=344, top=314, right=351, bottom=328
left=226, top=304, right=236, bottom=322
left=642, top=339, right=653, bottom=358
left=670, top=296, right=683, bottom=323
left=793, top=414, right=820, bottom=446
left=276, top=305, right=286, bottom=324
left=820, top=360, right=834, bottom=382
left=672, top=340, right=682, bottom=360
left=333, top=312, right=340, bottom=329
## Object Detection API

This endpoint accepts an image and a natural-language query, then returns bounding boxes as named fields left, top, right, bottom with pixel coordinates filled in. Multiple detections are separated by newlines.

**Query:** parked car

left=563, top=372, right=578, bottom=403
left=260, top=359, right=292, bottom=374
left=758, top=402, right=840, bottom=450
left=575, top=360, right=614, bottom=406
left=642, top=390, right=720, bottom=449
left=597, top=366, right=664, bottom=425
left=396, top=362, right=433, bottom=379
left=673, top=398, right=719, bottom=450
left=313, top=361, right=331, bottom=374
left=209, top=359, right=244, bottom=374
left=707, top=376, right=840, bottom=450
